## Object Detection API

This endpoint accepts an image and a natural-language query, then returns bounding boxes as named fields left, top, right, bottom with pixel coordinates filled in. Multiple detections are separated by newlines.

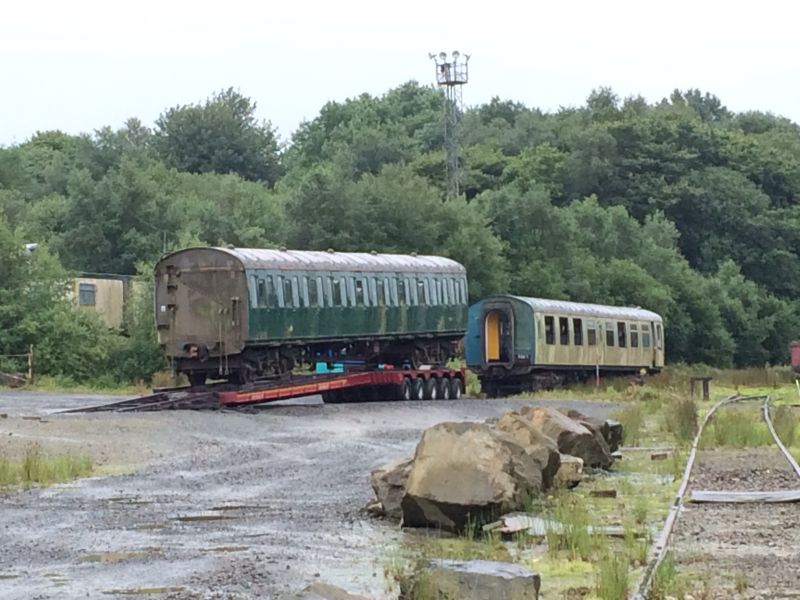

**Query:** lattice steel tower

left=429, top=51, right=470, bottom=198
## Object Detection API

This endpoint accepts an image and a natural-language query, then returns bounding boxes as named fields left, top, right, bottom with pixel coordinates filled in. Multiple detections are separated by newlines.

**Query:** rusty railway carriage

left=155, top=247, right=468, bottom=385
left=466, top=295, right=665, bottom=396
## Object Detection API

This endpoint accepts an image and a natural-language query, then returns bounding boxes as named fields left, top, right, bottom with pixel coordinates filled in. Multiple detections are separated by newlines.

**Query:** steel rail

left=632, top=393, right=763, bottom=600
left=763, top=396, right=800, bottom=478
left=634, top=393, right=800, bottom=599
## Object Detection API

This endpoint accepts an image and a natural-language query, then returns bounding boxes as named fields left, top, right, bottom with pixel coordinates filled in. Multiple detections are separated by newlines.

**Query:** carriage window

left=435, top=279, right=442, bottom=305
left=656, top=324, right=663, bottom=349
left=355, top=278, right=367, bottom=306
left=442, top=278, right=450, bottom=304
left=256, top=277, right=267, bottom=308
left=331, top=277, right=345, bottom=307
left=368, top=278, right=377, bottom=306
left=630, top=323, right=639, bottom=348
left=617, top=322, right=627, bottom=348
left=376, top=278, right=385, bottom=306
left=586, top=320, right=597, bottom=346
left=606, top=323, right=615, bottom=347
left=389, top=278, right=398, bottom=306
left=573, top=318, right=583, bottom=345
left=460, top=280, right=468, bottom=303
left=447, top=279, right=455, bottom=304
left=545, top=316, right=555, bottom=345
left=408, top=278, right=418, bottom=305
left=282, top=276, right=297, bottom=308
left=559, top=317, right=569, bottom=345
left=397, top=278, right=407, bottom=306
left=642, top=326, right=651, bottom=348
left=308, top=277, right=320, bottom=307
left=418, top=279, right=427, bottom=305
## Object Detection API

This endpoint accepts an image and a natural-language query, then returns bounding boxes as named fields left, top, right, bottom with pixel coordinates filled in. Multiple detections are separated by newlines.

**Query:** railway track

left=634, top=395, right=800, bottom=599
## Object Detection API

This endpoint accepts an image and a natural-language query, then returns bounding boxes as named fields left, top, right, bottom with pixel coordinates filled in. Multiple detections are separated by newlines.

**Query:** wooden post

left=27, top=345, right=34, bottom=384
left=595, top=363, right=600, bottom=388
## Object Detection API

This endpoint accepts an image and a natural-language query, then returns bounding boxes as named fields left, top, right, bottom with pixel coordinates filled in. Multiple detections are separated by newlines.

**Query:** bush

left=703, top=407, right=772, bottom=448
left=595, top=552, right=629, bottom=600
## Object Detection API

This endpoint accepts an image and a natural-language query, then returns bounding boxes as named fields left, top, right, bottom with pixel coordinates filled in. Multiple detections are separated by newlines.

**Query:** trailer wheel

left=397, top=378, right=412, bottom=401
left=423, top=377, right=438, bottom=400
left=450, top=378, right=463, bottom=400
left=410, top=377, right=424, bottom=401
left=437, top=378, right=451, bottom=400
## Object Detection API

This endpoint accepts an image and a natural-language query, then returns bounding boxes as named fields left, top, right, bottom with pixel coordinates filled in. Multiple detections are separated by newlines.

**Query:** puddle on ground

left=135, top=522, right=168, bottom=531
left=0, top=574, right=18, bottom=580
left=202, top=545, right=249, bottom=553
left=80, top=549, right=162, bottom=563
left=105, top=496, right=152, bottom=506
left=102, top=587, right=185, bottom=596
left=175, top=514, right=236, bottom=522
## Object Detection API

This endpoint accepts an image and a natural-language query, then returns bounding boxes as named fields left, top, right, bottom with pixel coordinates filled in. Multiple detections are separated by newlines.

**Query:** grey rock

left=368, top=456, right=413, bottom=520
left=285, top=582, right=371, bottom=599
left=418, top=559, right=541, bottom=600
left=494, top=411, right=561, bottom=489
left=401, top=422, right=542, bottom=531
left=521, top=406, right=613, bottom=469
left=558, top=407, right=622, bottom=453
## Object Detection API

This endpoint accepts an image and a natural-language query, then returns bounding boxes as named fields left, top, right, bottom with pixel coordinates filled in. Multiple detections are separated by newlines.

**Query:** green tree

left=155, top=88, right=282, bottom=185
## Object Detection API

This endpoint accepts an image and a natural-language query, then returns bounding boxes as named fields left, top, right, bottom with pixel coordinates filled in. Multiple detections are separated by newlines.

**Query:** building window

left=630, top=323, right=639, bottom=348
left=78, top=283, right=96, bottom=306
left=545, top=316, right=555, bottom=345
left=559, top=317, right=569, bottom=345
left=606, top=323, right=615, bottom=347
left=586, top=320, right=597, bottom=346
left=573, top=318, right=583, bottom=345
left=617, top=322, right=627, bottom=348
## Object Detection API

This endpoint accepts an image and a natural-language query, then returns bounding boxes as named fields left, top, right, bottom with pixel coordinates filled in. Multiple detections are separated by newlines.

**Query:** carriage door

left=485, top=310, right=512, bottom=364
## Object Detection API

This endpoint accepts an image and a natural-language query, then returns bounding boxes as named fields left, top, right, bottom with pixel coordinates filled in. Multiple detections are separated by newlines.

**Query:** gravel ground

left=0, top=390, right=621, bottom=600
left=671, top=445, right=800, bottom=599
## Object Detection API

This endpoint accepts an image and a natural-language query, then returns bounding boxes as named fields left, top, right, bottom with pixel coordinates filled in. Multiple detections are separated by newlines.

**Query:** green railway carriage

left=465, top=295, right=664, bottom=396
left=155, top=247, right=468, bottom=384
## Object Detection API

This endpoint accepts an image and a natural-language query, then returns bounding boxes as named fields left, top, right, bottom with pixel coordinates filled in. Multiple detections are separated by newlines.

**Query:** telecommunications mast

left=429, top=50, right=470, bottom=198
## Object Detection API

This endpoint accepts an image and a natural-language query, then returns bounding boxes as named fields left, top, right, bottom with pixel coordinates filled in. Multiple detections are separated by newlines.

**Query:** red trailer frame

left=217, top=367, right=466, bottom=407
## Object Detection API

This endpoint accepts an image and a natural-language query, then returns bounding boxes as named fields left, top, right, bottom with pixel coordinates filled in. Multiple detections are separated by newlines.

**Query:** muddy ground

left=0, top=391, right=620, bottom=600
left=671, top=447, right=800, bottom=600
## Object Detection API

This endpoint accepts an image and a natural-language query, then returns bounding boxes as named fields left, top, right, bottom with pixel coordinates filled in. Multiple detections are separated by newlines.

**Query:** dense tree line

left=1, top=83, right=799, bottom=382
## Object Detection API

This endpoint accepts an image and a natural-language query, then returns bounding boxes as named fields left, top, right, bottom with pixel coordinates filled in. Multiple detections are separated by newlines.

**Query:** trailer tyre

left=411, top=377, right=424, bottom=401
left=450, top=378, right=463, bottom=400
left=437, top=378, right=451, bottom=400
left=398, top=378, right=412, bottom=401
left=423, top=377, right=438, bottom=400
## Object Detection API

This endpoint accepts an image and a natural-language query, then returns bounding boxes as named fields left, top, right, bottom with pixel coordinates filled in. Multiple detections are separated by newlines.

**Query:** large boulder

left=558, top=408, right=623, bottom=452
left=285, top=582, right=371, bottom=600
left=369, top=456, right=413, bottom=520
left=401, top=422, right=542, bottom=531
left=494, top=411, right=561, bottom=489
left=555, top=453, right=584, bottom=488
left=520, top=407, right=613, bottom=469
left=414, top=559, right=541, bottom=600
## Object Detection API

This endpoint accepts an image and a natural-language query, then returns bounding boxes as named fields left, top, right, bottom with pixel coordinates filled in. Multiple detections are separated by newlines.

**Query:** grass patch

left=595, top=552, right=629, bottom=600
left=614, top=404, right=644, bottom=446
left=700, top=407, right=773, bottom=448
left=663, top=397, right=697, bottom=444
left=772, top=404, right=798, bottom=447
left=0, top=444, right=92, bottom=488
left=545, top=493, right=594, bottom=561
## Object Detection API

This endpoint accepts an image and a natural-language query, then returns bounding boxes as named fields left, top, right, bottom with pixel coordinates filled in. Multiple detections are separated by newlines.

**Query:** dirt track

left=0, top=391, right=621, bottom=600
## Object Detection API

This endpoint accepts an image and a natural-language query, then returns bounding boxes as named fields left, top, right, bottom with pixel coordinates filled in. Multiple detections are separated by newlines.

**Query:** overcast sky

left=2, top=0, right=799, bottom=146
